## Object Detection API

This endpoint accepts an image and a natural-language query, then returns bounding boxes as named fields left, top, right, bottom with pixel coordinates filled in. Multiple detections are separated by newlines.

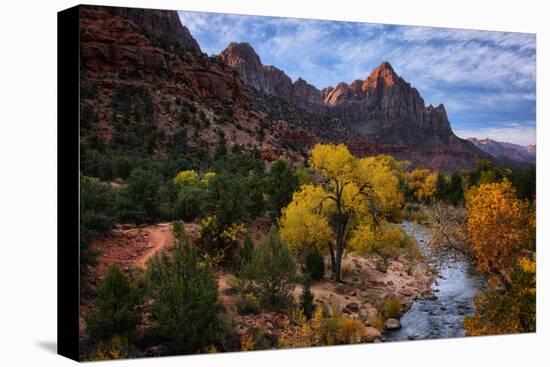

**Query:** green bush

left=80, top=175, right=116, bottom=276
left=304, top=249, right=325, bottom=281
left=147, top=225, right=222, bottom=354
left=236, top=293, right=261, bottom=315
left=85, top=266, right=142, bottom=342
left=241, top=228, right=296, bottom=310
left=384, top=296, right=402, bottom=319
left=234, top=235, right=254, bottom=273
left=300, top=274, right=316, bottom=319
left=175, top=185, right=206, bottom=221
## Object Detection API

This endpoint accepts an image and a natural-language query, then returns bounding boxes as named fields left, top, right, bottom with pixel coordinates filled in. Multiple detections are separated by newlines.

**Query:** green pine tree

left=300, top=274, right=316, bottom=319
left=85, top=266, right=142, bottom=342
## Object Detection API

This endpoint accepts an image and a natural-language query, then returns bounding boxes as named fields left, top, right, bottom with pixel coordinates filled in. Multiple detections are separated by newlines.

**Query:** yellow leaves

left=407, top=168, right=438, bottom=201
left=280, top=144, right=405, bottom=263
left=279, top=307, right=365, bottom=348
left=173, top=170, right=200, bottom=187
left=279, top=185, right=333, bottom=254
left=173, top=170, right=215, bottom=188
left=357, top=156, right=404, bottom=215
left=349, top=219, right=413, bottom=258
left=240, top=334, right=255, bottom=351
left=466, top=179, right=531, bottom=274
left=200, top=172, right=216, bottom=187
left=221, top=222, right=246, bottom=243
left=520, top=255, right=536, bottom=274
left=309, top=144, right=355, bottom=182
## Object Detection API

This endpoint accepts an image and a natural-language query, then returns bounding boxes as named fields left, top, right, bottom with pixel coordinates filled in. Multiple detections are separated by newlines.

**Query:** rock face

left=467, top=137, right=536, bottom=164
left=79, top=6, right=310, bottom=164
left=93, top=5, right=202, bottom=52
left=220, top=42, right=293, bottom=98
left=220, top=43, right=491, bottom=171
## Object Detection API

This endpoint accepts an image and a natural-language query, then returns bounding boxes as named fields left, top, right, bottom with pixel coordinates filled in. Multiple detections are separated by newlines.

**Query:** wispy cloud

left=177, top=11, right=536, bottom=145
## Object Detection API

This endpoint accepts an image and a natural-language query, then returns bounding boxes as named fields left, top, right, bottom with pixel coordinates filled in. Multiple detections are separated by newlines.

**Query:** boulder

left=362, top=327, right=383, bottom=343
left=385, top=318, right=402, bottom=330
left=343, top=302, right=360, bottom=314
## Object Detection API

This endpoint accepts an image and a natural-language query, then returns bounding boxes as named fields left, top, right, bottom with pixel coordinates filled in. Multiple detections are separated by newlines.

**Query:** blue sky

left=178, top=11, right=536, bottom=145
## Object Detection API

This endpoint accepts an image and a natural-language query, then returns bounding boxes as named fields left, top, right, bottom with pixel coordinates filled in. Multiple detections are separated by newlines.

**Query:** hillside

left=467, top=137, right=536, bottom=164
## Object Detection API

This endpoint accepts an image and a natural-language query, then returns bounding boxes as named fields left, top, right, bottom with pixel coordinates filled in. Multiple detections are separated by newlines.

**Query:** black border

left=57, top=4, right=80, bottom=362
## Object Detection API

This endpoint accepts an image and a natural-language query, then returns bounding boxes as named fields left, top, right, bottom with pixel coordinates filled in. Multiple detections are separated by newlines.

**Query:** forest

left=80, top=137, right=536, bottom=359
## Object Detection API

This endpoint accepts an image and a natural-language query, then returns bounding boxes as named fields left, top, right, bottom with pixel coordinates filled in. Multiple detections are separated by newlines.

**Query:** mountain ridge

left=219, top=42, right=491, bottom=171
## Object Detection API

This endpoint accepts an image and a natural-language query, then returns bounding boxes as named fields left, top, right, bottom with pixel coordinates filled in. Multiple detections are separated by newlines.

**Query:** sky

left=178, top=11, right=536, bottom=145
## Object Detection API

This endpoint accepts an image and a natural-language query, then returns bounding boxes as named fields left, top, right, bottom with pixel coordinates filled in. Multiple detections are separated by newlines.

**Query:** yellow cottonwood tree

left=279, top=144, right=403, bottom=281
left=407, top=168, right=438, bottom=202
left=466, top=180, right=533, bottom=282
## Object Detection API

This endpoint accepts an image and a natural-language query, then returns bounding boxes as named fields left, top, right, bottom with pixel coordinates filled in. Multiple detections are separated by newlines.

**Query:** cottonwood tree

left=280, top=144, right=403, bottom=281
left=466, top=180, right=534, bottom=289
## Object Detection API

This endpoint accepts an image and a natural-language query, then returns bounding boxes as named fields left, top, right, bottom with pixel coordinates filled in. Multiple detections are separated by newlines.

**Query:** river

left=384, top=221, right=486, bottom=341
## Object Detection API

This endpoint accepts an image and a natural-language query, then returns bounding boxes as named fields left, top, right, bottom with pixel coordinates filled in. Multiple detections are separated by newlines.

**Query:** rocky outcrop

left=94, top=5, right=201, bottom=52
left=220, top=43, right=324, bottom=108
left=220, top=42, right=293, bottom=98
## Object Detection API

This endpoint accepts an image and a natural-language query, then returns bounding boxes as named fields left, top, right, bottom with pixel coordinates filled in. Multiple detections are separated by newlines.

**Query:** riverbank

left=385, top=221, right=486, bottom=341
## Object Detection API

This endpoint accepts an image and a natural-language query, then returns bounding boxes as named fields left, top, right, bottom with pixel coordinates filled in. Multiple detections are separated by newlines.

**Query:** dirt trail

left=135, top=223, right=174, bottom=267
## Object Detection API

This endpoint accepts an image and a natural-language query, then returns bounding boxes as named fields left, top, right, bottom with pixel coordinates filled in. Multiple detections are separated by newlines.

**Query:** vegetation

left=80, top=176, right=116, bottom=277
left=85, top=266, right=142, bottom=343
left=384, top=297, right=402, bottom=319
left=303, top=248, right=325, bottom=281
left=80, top=127, right=536, bottom=357
left=300, top=275, right=316, bottom=319
left=280, top=144, right=404, bottom=281
left=239, top=228, right=296, bottom=309
left=146, top=223, right=222, bottom=354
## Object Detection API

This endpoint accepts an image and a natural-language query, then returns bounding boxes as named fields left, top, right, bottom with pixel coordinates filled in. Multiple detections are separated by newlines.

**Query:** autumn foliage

left=279, top=144, right=404, bottom=281
left=466, top=180, right=534, bottom=277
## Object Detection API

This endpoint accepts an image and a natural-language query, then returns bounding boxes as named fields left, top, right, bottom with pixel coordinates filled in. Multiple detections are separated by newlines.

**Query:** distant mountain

left=220, top=42, right=491, bottom=171
left=467, top=138, right=536, bottom=164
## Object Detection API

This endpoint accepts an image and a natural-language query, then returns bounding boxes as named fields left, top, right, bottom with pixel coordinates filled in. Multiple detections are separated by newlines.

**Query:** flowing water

left=385, top=221, right=486, bottom=341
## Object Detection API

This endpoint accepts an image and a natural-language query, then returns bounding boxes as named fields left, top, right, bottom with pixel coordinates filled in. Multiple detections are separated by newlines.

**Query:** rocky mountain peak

left=364, top=61, right=399, bottom=88
left=220, top=42, right=263, bottom=69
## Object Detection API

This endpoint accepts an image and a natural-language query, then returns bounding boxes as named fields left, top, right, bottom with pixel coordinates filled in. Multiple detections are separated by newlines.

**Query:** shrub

left=234, top=235, right=254, bottom=273
left=86, top=335, right=131, bottom=361
left=384, top=296, right=402, bottom=319
left=147, top=225, right=222, bottom=354
left=265, top=159, right=299, bottom=217
left=175, top=185, right=206, bottom=221
left=241, top=228, right=296, bottom=309
left=304, top=249, right=325, bottom=281
left=300, top=275, right=316, bottom=319
left=85, top=266, right=142, bottom=342
left=80, top=175, right=116, bottom=276
left=116, top=168, right=161, bottom=225
left=236, top=293, right=261, bottom=315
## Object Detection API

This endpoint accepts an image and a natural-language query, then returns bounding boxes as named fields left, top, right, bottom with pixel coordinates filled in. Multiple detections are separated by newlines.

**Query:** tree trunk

left=333, top=220, right=346, bottom=282
left=327, top=242, right=337, bottom=281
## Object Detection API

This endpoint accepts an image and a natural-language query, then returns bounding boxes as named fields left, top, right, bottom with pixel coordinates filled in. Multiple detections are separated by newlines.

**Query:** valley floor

left=79, top=218, right=436, bottom=345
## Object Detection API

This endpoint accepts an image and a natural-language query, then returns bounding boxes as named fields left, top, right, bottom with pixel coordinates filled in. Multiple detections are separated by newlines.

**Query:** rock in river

left=385, top=318, right=402, bottom=330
